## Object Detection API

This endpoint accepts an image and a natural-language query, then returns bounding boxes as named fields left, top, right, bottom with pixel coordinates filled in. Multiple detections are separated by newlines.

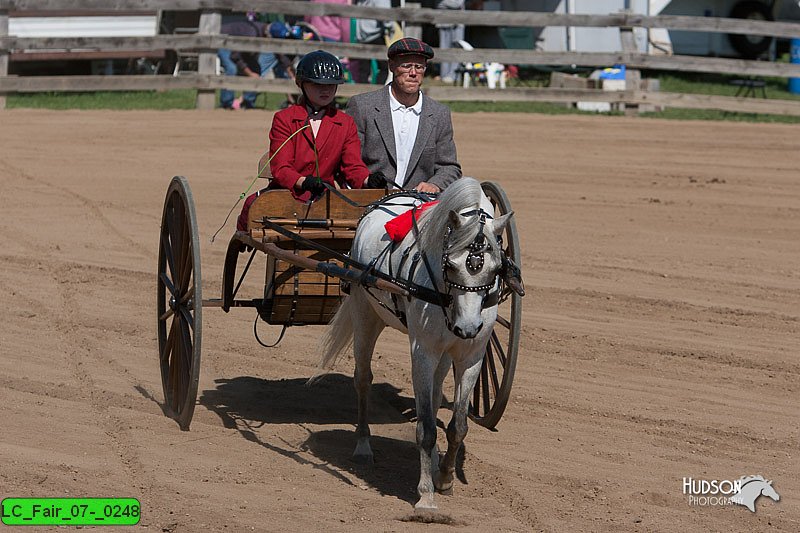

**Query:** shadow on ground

left=199, top=373, right=413, bottom=428
left=198, top=374, right=466, bottom=504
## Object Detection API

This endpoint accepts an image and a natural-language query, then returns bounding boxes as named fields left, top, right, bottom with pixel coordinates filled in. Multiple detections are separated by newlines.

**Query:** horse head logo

left=731, top=475, right=780, bottom=513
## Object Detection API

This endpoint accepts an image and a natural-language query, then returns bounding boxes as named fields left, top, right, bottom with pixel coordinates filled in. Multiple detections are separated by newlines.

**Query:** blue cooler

left=790, top=39, right=800, bottom=94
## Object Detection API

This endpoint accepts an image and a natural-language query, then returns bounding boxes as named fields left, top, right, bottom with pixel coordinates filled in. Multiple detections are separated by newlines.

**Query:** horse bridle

left=440, top=208, right=503, bottom=312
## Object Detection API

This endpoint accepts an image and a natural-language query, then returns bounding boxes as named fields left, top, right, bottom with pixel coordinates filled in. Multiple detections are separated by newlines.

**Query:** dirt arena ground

left=0, top=109, right=797, bottom=532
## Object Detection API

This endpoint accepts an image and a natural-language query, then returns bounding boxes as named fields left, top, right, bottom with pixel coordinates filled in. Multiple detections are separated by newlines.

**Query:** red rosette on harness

left=384, top=201, right=439, bottom=242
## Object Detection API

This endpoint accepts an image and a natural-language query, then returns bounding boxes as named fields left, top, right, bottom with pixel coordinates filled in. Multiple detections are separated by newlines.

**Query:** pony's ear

left=448, top=209, right=464, bottom=229
left=492, top=211, right=514, bottom=235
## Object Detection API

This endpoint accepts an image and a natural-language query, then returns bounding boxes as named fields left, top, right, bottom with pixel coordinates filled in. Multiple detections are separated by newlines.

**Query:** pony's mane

left=417, top=178, right=485, bottom=255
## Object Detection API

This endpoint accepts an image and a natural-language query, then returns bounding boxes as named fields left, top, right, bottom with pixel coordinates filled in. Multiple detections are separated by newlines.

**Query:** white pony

left=314, top=177, right=513, bottom=510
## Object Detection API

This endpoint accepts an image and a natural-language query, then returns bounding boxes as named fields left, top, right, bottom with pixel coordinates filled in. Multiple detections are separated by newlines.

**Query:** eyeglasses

left=396, top=63, right=427, bottom=73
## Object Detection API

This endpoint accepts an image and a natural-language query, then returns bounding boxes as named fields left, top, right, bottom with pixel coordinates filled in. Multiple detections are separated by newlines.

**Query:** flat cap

left=387, top=37, right=434, bottom=60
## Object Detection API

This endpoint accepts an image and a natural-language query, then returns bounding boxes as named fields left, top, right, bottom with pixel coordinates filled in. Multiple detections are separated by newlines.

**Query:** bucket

left=790, top=38, right=800, bottom=95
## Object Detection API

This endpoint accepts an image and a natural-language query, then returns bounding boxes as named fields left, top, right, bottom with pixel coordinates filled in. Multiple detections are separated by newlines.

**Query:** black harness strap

left=259, top=218, right=451, bottom=307
left=409, top=205, right=452, bottom=325
left=386, top=243, right=408, bottom=327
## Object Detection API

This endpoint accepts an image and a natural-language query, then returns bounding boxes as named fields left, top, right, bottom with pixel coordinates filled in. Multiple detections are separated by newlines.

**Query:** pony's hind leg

left=351, top=289, right=385, bottom=464
left=434, top=355, right=482, bottom=494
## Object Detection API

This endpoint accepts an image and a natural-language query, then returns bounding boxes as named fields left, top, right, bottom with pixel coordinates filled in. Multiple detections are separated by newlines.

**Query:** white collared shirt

left=389, top=89, right=423, bottom=187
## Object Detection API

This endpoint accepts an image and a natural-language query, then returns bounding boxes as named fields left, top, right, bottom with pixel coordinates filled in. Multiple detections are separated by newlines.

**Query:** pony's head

left=418, top=178, right=513, bottom=339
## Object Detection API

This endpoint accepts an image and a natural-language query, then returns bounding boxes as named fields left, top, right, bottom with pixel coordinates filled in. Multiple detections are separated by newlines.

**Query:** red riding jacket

left=268, top=103, right=369, bottom=199
left=237, top=103, right=370, bottom=231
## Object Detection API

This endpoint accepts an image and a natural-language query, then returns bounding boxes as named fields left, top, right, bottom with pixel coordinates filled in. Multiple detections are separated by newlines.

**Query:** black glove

left=365, top=171, right=387, bottom=189
left=300, top=176, right=326, bottom=196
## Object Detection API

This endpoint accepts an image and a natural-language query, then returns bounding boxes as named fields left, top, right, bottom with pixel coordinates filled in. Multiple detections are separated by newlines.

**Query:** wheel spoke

left=159, top=307, right=175, bottom=322
left=486, top=341, right=500, bottom=396
left=168, top=316, right=182, bottom=412
left=167, top=199, right=185, bottom=289
left=496, top=314, right=511, bottom=329
left=161, top=319, right=176, bottom=363
left=161, top=224, right=178, bottom=285
left=159, top=271, right=179, bottom=300
left=490, top=331, right=507, bottom=368
left=178, top=313, right=193, bottom=372
left=472, top=368, right=481, bottom=416
left=178, top=316, right=193, bottom=409
left=481, top=357, right=491, bottom=415
left=179, top=285, right=194, bottom=305
left=179, top=254, right=193, bottom=296
left=179, top=305, right=194, bottom=331
left=178, top=201, right=193, bottom=294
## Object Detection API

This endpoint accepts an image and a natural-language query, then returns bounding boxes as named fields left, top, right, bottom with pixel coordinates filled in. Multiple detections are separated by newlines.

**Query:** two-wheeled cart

left=157, top=176, right=521, bottom=430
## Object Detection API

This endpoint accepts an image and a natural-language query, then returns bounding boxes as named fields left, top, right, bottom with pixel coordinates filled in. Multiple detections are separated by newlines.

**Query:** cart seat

left=227, top=188, right=386, bottom=325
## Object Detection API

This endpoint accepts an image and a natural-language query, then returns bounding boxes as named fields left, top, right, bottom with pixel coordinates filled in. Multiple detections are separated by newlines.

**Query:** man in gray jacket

left=346, top=37, right=461, bottom=193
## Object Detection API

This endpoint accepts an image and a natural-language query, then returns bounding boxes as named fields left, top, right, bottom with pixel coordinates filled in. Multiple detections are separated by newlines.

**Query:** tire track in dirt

left=46, top=260, right=165, bottom=516
left=0, top=157, right=153, bottom=258
left=458, top=451, right=543, bottom=530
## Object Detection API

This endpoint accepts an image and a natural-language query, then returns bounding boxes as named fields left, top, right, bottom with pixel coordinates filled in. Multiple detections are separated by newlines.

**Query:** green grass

left=7, top=90, right=198, bottom=110
left=6, top=71, right=800, bottom=123
left=444, top=100, right=612, bottom=115
left=652, top=71, right=800, bottom=101
left=6, top=89, right=292, bottom=110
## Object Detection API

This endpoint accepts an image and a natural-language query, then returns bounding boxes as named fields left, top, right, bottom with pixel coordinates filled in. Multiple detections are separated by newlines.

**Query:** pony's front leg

left=434, top=354, right=482, bottom=495
left=411, top=346, right=441, bottom=510
left=351, top=291, right=385, bottom=464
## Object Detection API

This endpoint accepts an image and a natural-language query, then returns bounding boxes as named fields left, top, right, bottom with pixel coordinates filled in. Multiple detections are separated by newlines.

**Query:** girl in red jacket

left=237, top=50, right=385, bottom=231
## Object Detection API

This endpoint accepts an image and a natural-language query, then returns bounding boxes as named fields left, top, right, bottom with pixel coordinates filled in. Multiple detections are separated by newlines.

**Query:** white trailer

left=482, top=0, right=799, bottom=59
left=7, top=11, right=162, bottom=75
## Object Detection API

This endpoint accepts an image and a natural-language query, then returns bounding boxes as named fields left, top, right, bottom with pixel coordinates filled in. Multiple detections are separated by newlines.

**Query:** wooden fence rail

left=3, top=0, right=800, bottom=39
left=4, top=74, right=800, bottom=117
left=2, top=0, right=800, bottom=113
left=5, top=34, right=800, bottom=78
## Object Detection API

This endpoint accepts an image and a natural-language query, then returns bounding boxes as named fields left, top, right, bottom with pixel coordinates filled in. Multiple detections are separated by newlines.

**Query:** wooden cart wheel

left=157, top=176, right=202, bottom=431
left=468, top=181, right=522, bottom=429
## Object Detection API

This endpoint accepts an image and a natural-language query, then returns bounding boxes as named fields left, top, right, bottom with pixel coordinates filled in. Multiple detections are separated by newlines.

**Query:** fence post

left=619, top=25, right=642, bottom=115
left=404, top=3, right=422, bottom=40
left=0, top=10, right=8, bottom=110
left=197, top=10, right=221, bottom=110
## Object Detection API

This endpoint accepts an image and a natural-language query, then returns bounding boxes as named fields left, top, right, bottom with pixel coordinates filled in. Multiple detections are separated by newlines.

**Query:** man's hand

left=414, top=182, right=441, bottom=194
left=365, top=172, right=387, bottom=189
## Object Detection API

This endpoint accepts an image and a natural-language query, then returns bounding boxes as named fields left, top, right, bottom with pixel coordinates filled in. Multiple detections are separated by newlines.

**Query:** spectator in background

left=306, top=0, right=352, bottom=43
left=350, top=0, right=390, bottom=85
left=218, top=17, right=269, bottom=109
left=435, top=0, right=465, bottom=83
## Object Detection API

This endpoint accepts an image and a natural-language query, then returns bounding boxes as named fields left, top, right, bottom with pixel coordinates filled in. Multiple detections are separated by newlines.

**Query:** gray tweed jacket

left=346, top=85, right=461, bottom=190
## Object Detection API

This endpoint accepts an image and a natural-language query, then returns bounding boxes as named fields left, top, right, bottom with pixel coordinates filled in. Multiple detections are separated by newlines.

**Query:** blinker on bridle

left=441, top=208, right=501, bottom=308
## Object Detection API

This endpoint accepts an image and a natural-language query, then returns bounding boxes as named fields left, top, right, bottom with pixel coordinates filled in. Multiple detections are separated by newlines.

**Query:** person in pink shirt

left=305, top=0, right=351, bottom=43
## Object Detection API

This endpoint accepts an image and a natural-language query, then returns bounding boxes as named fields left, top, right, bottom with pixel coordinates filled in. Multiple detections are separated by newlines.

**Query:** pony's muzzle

left=452, top=321, right=483, bottom=339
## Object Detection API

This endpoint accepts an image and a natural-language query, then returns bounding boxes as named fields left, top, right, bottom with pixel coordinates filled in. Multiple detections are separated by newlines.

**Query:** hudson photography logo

left=683, top=475, right=780, bottom=512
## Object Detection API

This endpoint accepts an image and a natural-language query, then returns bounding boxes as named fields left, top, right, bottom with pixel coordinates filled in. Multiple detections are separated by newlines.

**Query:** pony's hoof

left=414, top=496, right=438, bottom=511
left=352, top=438, right=373, bottom=464
left=352, top=452, right=374, bottom=465
left=433, top=471, right=454, bottom=494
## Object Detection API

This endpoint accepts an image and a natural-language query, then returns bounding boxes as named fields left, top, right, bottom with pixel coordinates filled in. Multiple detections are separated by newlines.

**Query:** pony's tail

left=306, top=295, right=355, bottom=385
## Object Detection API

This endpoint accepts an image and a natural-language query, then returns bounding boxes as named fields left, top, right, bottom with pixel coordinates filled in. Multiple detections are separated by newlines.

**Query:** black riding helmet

left=295, top=50, right=345, bottom=85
